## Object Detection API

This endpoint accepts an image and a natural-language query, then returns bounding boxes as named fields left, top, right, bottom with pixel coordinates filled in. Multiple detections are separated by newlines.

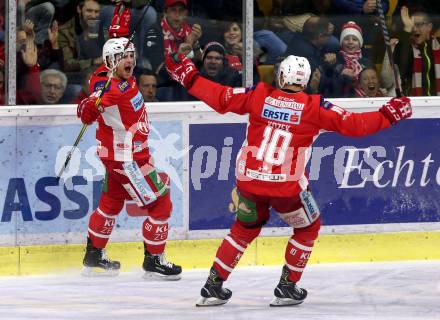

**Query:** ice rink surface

left=1, top=260, right=439, bottom=320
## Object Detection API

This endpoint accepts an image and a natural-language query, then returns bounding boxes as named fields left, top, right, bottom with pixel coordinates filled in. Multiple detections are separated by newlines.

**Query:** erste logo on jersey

left=130, top=91, right=144, bottom=112
left=261, top=104, right=302, bottom=125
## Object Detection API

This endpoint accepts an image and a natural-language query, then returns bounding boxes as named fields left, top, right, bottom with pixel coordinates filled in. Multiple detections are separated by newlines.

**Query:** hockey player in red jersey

left=165, top=54, right=412, bottom=305
left=76, top=37, right=182, bottom=280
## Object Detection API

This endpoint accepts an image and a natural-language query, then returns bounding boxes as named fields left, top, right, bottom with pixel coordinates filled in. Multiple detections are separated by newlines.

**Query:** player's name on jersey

left=265, top=96, right=305, bottom=110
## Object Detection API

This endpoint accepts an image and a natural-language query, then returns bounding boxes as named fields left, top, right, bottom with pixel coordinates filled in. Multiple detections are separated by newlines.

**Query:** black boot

left=196, top=267, right=232, bottom=306
left=270, top=265, right=307, bottom=306
left=142, top=246, right=182, bottom=280
left=82, top=238, right=120, bottom=276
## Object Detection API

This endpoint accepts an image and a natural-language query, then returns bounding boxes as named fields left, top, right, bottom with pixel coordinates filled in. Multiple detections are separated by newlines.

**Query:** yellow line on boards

left=0, top=231, right=439, bottom=276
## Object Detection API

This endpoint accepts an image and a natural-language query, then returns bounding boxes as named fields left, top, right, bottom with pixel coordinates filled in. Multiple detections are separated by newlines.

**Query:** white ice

left=1, top=261, right=439, bottom=320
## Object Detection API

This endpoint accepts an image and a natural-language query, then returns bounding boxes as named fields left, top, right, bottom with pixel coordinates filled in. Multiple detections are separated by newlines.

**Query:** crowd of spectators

left=0, top=0, right=440, bottom=105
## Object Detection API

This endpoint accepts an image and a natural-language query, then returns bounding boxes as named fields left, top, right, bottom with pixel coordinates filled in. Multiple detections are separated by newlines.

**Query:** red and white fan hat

left=340, top=21, right=363, bottom=47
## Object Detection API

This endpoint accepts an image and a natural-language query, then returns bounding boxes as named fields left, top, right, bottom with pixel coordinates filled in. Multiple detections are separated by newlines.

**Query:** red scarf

left=160, top=17, right=192, bottom=56
left=412, top=37, right=440, bottom=96
left=340, top=49, right=363, bottom=79
left=225, top=54, right=242, bottom=72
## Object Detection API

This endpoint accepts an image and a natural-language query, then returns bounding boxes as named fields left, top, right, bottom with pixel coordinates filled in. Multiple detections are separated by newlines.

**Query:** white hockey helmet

left=277, top=55, right=311, bottom=88
left=102, top=37, right=136, bottom=70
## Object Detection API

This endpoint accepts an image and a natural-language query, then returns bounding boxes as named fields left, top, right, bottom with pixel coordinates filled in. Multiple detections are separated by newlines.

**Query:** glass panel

left=258, top=0, right=440, bottom=98
left=0, top=0, right=4, bottom=105
left=10, top=1, right=440, bottom=104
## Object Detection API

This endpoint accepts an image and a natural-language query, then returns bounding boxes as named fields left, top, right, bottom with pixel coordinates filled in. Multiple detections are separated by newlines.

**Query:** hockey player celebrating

left=165, top=54, right=412, bottom=305
left=76, top=37, right=182, bottom=280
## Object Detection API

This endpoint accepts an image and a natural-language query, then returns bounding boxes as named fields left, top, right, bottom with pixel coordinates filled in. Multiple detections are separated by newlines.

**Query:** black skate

left=270, top=265, right=307, bottom=307
left=196, top=267, right=232, bottom=307
left=142, top=250, right=182, bottom=281
left=82, top=238, right=120, bottom=277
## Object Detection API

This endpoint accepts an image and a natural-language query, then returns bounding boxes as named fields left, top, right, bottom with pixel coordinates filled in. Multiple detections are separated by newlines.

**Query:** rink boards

left=0, top=97, right=440, bottom=275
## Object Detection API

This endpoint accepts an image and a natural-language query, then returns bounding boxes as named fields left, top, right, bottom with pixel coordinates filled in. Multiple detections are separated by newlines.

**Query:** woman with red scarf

left=331, top=21, right=374, bottom=97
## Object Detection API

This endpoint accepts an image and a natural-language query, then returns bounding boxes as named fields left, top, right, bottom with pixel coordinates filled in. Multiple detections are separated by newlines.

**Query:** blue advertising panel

left=0, top=119, right=184, bottom=245
left=189, top=120, right=440, bottom=230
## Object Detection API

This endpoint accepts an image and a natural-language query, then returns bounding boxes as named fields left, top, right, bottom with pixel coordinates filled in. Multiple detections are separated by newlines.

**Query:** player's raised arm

left=165, top=54, right=253, bottom=115
left=316, top=96, right=412, bottom=137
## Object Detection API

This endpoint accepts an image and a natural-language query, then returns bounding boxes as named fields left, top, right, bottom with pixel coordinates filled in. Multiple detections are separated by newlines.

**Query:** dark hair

left=135, top=68, right=157, bottom=82
left=302, top=16, right=330, bottom=40
left=358, top=67, right=378, bottom=80
left=220, top=20, right=243, bottom=36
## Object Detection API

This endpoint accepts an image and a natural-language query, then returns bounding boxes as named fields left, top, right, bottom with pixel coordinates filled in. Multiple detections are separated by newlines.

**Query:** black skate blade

left=269, top=296, right=304, bottom=307
left=143, top=271, right=181, bottom=281
left=195, top=296, right=229, bottom=307
left=81, top=266, right=119, bottom=277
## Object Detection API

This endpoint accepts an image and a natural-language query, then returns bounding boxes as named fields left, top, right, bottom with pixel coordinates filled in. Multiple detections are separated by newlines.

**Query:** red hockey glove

left=379, top=96, right=412, bottom=125
left=165, top=54, right=199, bottom=89
left=77, top=96, right=102, bottom=125
left=108, top=2, right=131, bottom=38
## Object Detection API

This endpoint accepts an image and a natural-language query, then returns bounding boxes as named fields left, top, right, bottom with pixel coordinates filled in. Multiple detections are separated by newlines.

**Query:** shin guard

left=142, top=216, right=169, bottom=254
left=87, top=208, right=118, bottom=248
left=284, top=237, right=314, bottom=283
left=213, top=222, right=261, bottom=280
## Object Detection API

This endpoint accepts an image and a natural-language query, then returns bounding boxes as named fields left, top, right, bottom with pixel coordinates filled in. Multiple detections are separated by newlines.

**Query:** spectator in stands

left=355, top=67, right=385, bottom=97
left=39, top=69, right=67, bottom=104
left=144, top=0, right=203, bottom=75
left=58, top=0, right=104, bottom=75
left=329, top=0, right=389, bottom=64
left=199, top=41, right=242, bottom=87
left=393, top=7, right=440, bottom=96
left=18, top=1, right=55, bottom=45
left=137, top=69, right=159, bottom=102
left=222, top=21, right=244, bottom=72
left=285, top=16, right=335, bottom=93
left=72, top=66, right=96, bottom=104
left=38, top=20, right=63, bottom=70
left=16, top=20, right=41, bottom=105
left=330, top=21, right=374, bottom=97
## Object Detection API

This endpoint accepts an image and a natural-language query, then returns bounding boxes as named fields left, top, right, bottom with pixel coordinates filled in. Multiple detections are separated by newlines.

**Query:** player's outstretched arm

left=165, top=54, right=252, bottom=115
left=318, top=96, right=412, bottom=137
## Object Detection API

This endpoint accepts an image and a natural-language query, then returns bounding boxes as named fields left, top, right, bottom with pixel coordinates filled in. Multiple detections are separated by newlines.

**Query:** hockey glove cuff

left=379, top=96, right=412, bottom=125
left=165, top=53, right=199, bottom=89
left=77, top=96, right=102, bottom=125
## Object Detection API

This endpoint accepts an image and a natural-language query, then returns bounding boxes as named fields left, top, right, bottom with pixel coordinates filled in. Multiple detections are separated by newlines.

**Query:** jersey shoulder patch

left=245, top=85, right=257, bottom=93
left=117, top=80, right=130, bottom=93
left=320, top=96, right=334, bottom=110
left=93, top=80, right=109, bottom=93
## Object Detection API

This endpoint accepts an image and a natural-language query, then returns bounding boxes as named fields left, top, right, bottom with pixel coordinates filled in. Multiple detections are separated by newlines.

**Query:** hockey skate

left=82, top=238, right=120, bottom=277
left=142, top=249, right=182, bottom=281
left=270, top=265, right=307, bottom=307
left=196, top=267, right=232, bottom=307
left=270, top=266, right=307, bottom=307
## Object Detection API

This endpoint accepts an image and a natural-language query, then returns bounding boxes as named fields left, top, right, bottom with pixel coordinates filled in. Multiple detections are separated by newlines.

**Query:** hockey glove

left=108, top=2, right=131, bottom=38
left=165, top=53, right=199, bottom=89
left=379, top=96, right=412, bottom=125
left=77, top=96, right=102, bottom=125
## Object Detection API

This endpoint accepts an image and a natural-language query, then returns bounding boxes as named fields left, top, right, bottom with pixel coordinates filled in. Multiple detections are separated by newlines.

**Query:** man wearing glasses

left=39, top=69, right=67, bottom=104
left=394, top=7, right=440, bottom=96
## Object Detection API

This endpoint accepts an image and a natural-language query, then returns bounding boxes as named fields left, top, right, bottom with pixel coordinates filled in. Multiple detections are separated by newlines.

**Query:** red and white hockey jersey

left=188, top=77, right=392, bottom=198
left=89, top=65, right=150, bottom=162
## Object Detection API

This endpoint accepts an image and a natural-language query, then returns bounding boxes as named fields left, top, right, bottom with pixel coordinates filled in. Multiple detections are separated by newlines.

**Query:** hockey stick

left=56, top=2, right=152, bottom=181
left=376, top=0, right=402, bottom=97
